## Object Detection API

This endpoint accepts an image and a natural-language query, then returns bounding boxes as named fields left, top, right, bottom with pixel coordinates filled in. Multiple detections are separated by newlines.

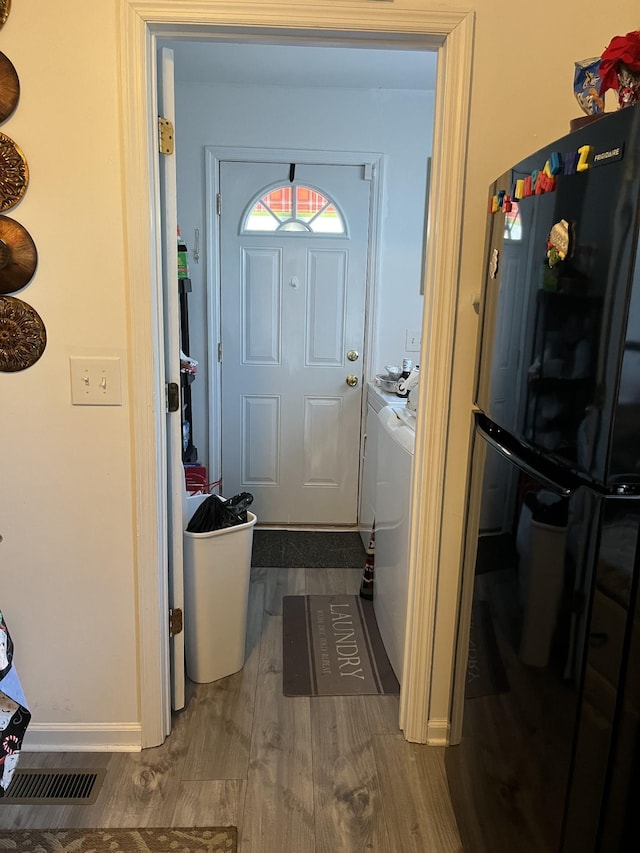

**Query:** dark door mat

left=251, top=530, right=366, bottom=568
left=0, top=827, right=237, bottom=852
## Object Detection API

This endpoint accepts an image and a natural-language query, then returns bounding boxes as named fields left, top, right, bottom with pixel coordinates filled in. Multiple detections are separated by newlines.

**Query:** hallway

left=3, top=566, right=462, bottom=851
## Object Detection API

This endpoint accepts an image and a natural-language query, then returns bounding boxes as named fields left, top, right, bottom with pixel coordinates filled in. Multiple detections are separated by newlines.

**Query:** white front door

left=219, top=161, right=371, bottom=525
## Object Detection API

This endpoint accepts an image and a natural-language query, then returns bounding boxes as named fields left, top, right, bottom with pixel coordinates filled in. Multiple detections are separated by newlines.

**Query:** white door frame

left=157, top=46, right=186, bottom=714
left=205, top=146, right=384, bottom=503
left=117, top=0, right=474, bottom=748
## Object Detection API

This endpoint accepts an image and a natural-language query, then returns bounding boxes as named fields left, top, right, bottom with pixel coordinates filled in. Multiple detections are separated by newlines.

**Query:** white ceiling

left=167, top=40, right=438, bottom=91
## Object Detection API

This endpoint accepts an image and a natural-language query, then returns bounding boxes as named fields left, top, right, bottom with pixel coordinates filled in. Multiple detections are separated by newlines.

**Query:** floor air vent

left=1, top=768, right=106, bottom=804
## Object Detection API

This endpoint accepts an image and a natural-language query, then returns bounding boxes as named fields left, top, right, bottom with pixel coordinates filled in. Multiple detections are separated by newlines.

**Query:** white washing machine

left=374, top=404, right=416, bottom=683
left=359, top=383, right=406, bottom=547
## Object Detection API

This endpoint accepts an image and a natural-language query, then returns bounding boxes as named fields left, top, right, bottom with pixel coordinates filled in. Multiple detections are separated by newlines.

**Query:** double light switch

left=69, top=356, right=122, bottom=406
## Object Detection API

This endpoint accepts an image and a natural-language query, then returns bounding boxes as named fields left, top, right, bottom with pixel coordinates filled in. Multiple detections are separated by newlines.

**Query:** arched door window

left=242, top=183, right=346, bottom=234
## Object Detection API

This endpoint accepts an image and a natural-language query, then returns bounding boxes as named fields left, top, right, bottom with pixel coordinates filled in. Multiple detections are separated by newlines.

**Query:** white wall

left=0, top=1, right=138, bottom=748
left=0, top=0, right=637, bottom=750
left=173, top=77, right=434, bottom=470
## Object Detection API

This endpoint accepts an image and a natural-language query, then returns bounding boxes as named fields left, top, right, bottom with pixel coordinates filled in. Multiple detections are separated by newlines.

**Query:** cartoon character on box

left=0, top=614, right=30, bottom=795
left=0, top=693, right=22, bottom=793
left=0, top=615, right=11, bottom=676
left=574, top=58, right=604, bottom=115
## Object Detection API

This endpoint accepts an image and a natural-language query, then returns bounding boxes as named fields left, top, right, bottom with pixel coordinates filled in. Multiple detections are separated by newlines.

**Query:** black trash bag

left=221, top=492, right=254, bottom=526
left=186, top=492, right=253, bottom=533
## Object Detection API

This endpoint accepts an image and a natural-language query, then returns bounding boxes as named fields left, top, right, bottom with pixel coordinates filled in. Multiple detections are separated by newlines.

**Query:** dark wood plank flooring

left=2, top=566, right=462, bottom=851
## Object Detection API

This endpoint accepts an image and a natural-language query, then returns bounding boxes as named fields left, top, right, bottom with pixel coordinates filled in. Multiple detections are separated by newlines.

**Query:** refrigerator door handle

left=481, top=427, right=573, bottom=497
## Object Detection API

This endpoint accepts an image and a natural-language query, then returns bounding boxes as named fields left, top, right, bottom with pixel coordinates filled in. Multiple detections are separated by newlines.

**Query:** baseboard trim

left=426, top=718, right=451, bottom=746
left=22, top=723, right=142, bottom=752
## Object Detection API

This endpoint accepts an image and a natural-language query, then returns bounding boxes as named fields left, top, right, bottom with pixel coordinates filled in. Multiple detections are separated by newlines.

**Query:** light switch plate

left=405, top=329, right=422, bottom=352
left=70, top=356, right=122, bottom=406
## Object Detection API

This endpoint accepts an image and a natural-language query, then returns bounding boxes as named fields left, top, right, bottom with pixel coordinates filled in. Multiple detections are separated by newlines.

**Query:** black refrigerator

left=445, top=104, right=640, bottom=853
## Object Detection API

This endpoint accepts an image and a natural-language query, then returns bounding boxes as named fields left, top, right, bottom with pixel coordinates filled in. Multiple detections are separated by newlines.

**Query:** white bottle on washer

left=395, top=359, right=413, bottom=398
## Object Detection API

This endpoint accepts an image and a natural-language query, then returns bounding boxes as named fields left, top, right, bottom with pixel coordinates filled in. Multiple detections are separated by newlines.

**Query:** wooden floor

left=2, top=567, right=463, bottom=852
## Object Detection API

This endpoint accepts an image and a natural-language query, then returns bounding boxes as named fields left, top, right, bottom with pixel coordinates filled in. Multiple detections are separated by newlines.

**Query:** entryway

left=118, top=1, right=474, bottom=748
left=218, top=158, right=374, bottom=526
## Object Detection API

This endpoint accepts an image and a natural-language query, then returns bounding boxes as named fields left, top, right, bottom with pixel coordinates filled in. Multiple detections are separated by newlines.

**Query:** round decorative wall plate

left=0, top=0, right=10, bottom=29
left=0, top=132, right=29, bottom=212
left=0, top=215, right=37, bottom=293
left=0, top=295, right=47, bottom=372
left=0, top=52, right=19, bottom=122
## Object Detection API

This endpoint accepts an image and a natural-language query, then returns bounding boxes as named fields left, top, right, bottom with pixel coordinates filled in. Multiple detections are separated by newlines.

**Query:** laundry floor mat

left=0, top=827, right=237, bottom=852
left=282, top=594, right=399, bottom=696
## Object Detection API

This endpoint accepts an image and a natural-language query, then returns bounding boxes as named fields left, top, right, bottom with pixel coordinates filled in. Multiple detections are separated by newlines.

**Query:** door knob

left=346, top=374, right=359, bottom=387
left=347, top=349, right=359, bottom=362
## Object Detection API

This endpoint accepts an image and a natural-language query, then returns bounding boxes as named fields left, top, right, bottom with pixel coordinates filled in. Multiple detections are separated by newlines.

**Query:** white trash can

left=183, top=494, right=257, bottom=683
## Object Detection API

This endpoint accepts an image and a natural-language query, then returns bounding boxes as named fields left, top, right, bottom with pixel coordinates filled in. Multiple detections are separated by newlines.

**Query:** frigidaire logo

left=593, top=144, right=624, bottom=166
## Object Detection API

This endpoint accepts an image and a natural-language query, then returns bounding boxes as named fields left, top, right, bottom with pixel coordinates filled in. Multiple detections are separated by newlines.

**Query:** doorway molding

left=204, top=146, right=385, bottom=497
left=118, top=0, right=474, bottom=747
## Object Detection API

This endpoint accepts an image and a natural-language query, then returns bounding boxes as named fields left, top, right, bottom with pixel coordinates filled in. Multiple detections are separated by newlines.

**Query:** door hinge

left=216, top=193, right=221, bottom=215
left=166, top=381, right=180, bottom=412
left=169, top=607, right=183, bottom=637
left=363, top=163, right=373, bottom=181
left=218, top=342, right=222, bottom=362
left=158, top=116, right=174, bottom=155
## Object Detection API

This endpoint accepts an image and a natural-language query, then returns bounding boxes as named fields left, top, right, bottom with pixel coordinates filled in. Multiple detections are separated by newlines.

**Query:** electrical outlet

left=405, top=329, right=422, bottom=352
left=70, top=357, right=122, bottom=406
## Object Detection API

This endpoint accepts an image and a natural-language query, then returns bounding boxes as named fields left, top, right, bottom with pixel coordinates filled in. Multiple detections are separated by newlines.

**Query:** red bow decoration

left=599, top=30, right=640, bottom=96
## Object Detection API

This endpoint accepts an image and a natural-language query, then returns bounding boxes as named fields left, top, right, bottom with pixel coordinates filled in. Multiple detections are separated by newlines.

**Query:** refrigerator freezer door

left=475, top=106, right=640, bottom=487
